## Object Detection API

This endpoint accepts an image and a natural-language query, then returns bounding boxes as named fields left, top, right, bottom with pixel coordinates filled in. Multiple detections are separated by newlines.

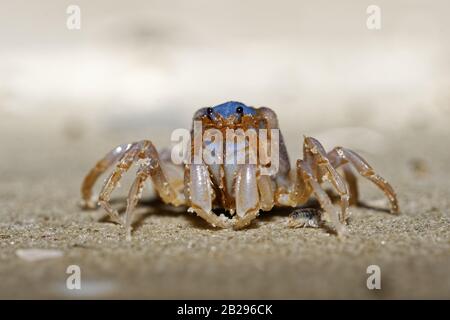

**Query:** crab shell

left=185, top=102, right=289, bottom=229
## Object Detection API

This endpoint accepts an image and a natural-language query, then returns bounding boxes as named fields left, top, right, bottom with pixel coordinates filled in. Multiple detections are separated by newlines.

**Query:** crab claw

left=188, top=164, right=231, bottom=228
left=233, top=164, right=260, bottom=229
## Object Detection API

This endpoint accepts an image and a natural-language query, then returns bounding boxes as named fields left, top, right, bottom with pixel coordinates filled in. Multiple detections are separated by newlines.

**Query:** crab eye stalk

left=236, top=106, right=244, bottom=114
left=206, top=107, right=214, bottom=118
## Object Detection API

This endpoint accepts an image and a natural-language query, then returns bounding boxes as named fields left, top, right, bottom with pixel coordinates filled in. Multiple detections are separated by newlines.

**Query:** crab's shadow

left=95, top=190, right=391, bottom=234
left=97, top=198, right=213, bottom=230
left=97, top=198, right=322, bottom=232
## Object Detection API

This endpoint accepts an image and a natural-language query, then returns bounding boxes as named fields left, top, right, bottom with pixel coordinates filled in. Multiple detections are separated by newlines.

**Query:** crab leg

left=256, top=107, right=291, bottom=177
left=341, top=163, right=359, bottom=206
left=97, top=140, right=184, bottom=226
left=303, top=137, right=350, bottom=223
left=297, top=160, right=347, bottom=236
left=97, top=143, right=141, bottom=224
left=81, top=143, right=133, bottom=209
left=327, top=147, right=399, bottom=213
left=124, top=168, right=148, bottom=240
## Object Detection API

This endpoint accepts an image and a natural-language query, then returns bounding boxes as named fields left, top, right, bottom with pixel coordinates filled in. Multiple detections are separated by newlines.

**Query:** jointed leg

left=256, top=107, right=291, bottom=177
left=96, top=140, right=185, bottom=231
left=296, top=160, right=347, bottom=236
left=96, top=142, right=142, bottom=224
left=341, top=163, right=359, bottom=206
left=327, top=147, right=399, bottom=213
left=124, top=168, right=148, bottom=240
left=81, top=143, right=133, bottom=209
left=303, top=137, right=350, bottom=223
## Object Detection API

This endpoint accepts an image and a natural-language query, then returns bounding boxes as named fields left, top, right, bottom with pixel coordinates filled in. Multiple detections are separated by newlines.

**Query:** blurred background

left=0, top=0, right=449, bottom=299
left=0, top=0, right=448, bottom=147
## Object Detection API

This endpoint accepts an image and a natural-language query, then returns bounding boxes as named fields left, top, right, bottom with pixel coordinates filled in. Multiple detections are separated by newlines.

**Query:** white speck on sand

left=16, top=248, right=64, bottom=262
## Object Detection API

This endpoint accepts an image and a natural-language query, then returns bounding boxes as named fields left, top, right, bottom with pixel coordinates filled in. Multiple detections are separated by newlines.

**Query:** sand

left=0, top=116, right=448, bottom=299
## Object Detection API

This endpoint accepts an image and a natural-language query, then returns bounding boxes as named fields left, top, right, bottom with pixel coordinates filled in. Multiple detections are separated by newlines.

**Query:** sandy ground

left=0, top=116, right=448, bottom=299
left=0, top=0, right=449, bottom=300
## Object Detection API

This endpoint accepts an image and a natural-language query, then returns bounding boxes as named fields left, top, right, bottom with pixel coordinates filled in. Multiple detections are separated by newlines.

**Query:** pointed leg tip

left=390, top=200, right=400, bottom=215
left=110, top=213, right=124, bottom=226
left=336, top=225, right=349, bottom=238
left=79, top=199, right=98, bottom=210
left=125, top=229, right=132, bottom=241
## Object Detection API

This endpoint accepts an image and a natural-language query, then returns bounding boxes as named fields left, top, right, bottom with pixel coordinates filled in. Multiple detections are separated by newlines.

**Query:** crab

left=80, top=101, right=399, bottom=238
